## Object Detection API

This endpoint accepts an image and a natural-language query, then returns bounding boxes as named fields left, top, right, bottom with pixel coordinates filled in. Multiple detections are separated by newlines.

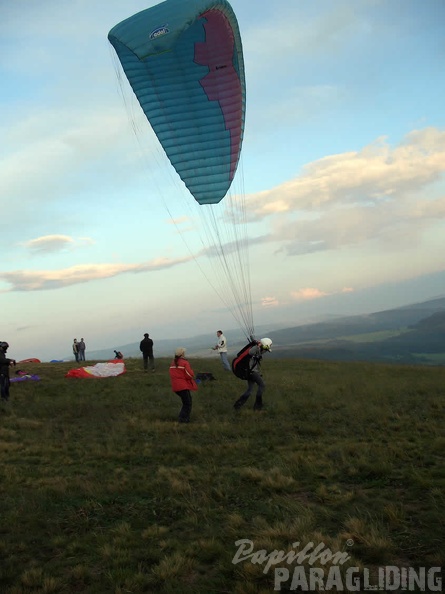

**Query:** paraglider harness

left=114, top=350, right=123, bottom=360
left=231, top=338, right=262, bottom=380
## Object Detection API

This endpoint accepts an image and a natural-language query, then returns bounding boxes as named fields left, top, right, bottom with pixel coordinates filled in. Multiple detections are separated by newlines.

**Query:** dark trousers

left=0, top=375, right=10, bottom=401
left=175, top=390, right=192, bottom=422
left=143, top=354, right=155, bottom=370
left=234, top=371, right=265, bottom=410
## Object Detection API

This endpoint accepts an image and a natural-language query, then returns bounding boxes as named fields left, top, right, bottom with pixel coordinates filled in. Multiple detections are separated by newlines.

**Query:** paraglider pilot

left=0, top=342, right=16, bottom=403
left=234, top=338, right=272, bottom=411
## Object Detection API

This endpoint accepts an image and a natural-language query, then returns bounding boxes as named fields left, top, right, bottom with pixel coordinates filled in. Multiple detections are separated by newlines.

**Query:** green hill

left=268, top=297, right=445, bottom=365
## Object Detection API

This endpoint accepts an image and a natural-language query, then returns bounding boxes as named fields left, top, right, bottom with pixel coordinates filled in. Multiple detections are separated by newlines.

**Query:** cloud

left=166, top=215, right=199, bottom=235
left=274, top=192, right=445, bottom=257
left=1, top=107, right=131, bottom=199
left=0, top=255, right=193, bottom=292
left=22, top=234, right=94, bottom=254
left=290, top=287, right=356, bottom=302
left=168, top=216, right=190, bottom=226
left=243, top=1, right=374, bottom=79
left=261, top=296, right=279, bottom=307
left=247, top=128, right=445, bottom=219
left=291, top=288, right=328, bottom=301
left=239, top=128, right=445, bottom=256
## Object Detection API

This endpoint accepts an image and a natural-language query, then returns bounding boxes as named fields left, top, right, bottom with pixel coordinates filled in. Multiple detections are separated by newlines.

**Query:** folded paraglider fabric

left=65, top=362, right=126, bottom=379
left=18, top=358, right=41, bottom=364
left=10, top=374, right=40, bottom=382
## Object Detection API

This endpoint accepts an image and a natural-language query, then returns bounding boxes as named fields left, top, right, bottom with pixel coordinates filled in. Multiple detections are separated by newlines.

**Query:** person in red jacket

left=169, top=347, right=198, bottom=423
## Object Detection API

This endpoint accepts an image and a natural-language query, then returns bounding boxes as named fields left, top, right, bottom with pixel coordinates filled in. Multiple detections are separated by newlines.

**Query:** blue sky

left=2, top=0, right=445, bottom=362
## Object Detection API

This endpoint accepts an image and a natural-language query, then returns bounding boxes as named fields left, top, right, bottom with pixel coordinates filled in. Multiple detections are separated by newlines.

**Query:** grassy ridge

left=0, top=357, right=444, bottom=593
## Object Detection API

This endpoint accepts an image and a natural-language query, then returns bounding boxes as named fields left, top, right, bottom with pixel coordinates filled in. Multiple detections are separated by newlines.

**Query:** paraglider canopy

left=109, top=0, right=254, bottom=340
left=66, top=362, right=126, bottom=379
left=108, top=0, right=246, bottom=205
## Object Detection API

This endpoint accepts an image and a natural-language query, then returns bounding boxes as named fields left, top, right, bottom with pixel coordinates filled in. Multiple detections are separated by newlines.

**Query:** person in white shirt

left=212, top=330, right=231, bottom=371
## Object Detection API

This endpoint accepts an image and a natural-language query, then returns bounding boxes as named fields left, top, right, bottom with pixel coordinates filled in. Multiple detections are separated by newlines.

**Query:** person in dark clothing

left=168, top=347, right=197, bottom=423
left=78, top=338, right=86, bottom=361
left=234, top=338, right=272, bottom=411
left=0, top=342, right=16, bottom=403
left=72, top=339, right=79, bottom=362
left=140, top=333, right=155, bottom=372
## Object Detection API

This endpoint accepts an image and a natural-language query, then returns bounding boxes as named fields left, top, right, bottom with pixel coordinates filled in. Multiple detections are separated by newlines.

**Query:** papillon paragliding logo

left=149, top=24, right=169, bottom=40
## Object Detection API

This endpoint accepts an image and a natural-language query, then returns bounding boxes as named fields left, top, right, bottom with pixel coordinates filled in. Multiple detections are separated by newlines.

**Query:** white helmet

left=260, top=338, right=272, bottom=352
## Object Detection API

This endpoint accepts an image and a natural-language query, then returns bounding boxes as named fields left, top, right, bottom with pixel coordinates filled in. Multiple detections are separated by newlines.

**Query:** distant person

left=169, top=347, right=198, bottom=423
left=140, top=333, right=155, bottom=372
left=72, top=339, right=79, bottom=362
left=0, top=341, right=16, bottom=404
left=114, top=350, right=123, bottom=360
left=78, top=338, right=86, bottom=361
left=212, top=330, right=231, bottom=371
left=233, top=338, right=272, bottom=411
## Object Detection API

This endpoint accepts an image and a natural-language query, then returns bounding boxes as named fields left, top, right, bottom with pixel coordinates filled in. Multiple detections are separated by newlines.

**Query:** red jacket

left=169, top=357, right=198, bottom=392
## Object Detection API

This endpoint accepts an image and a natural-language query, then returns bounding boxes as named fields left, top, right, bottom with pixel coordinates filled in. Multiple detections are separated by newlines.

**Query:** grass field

left=1, top=356, right=444, bottom=593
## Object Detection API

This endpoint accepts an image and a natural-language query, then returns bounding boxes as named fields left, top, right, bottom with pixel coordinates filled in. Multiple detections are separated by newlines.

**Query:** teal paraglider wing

left=108, top=0, right=245, bottom=205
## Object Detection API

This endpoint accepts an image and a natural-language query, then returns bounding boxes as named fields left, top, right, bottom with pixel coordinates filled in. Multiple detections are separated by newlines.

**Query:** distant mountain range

left=266, top=296, right=445, bottom=365
left=86, top=296, right=445, bottom=366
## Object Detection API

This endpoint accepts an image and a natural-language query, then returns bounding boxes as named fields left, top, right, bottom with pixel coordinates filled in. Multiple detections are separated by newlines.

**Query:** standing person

left=169, top=347, right=198, bottom=423
left=0, top=342, right=16, bottom=404
left=140, top=333, right=155, bottom=372
left=233, top=338, right=272, bottom=411
left=212, top=330, right=231, bottom=371
left=72, top=339, right=79, bottom=362
left=78, top=338, right=86, bottom=361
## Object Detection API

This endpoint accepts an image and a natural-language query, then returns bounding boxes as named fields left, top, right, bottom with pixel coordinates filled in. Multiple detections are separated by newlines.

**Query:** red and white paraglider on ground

left=65, top=361, right=126, bottom=379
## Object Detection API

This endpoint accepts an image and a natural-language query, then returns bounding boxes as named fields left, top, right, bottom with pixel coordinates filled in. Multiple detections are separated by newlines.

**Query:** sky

left=2, top=0, right=445, bottom=362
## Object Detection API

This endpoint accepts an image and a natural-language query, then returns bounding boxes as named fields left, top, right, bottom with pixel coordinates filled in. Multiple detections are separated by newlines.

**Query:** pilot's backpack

left=231, top=340, right=259, bottom=380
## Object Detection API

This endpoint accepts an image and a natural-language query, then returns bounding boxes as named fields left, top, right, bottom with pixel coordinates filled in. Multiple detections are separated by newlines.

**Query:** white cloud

left=291, top=288, right=328, bottom=301
left=237, top=128, right=445, bottom=256
left=0, top=108, right=134, bottom=222
left=21, top=235, right=95, bottom=254
left=22, top=235, right=74, bottom=253
left=243, top=1, right=374, bottom=78
left=0, top=255, right=193, bottom=292
left=261, top=296, right=279, bottom=307
left=246, top=129, right=445, bottom=219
